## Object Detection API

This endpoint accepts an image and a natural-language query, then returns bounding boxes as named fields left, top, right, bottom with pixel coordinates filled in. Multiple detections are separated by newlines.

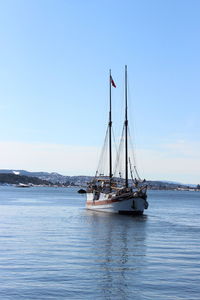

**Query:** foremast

left=109, top=70, right=116, bottom=188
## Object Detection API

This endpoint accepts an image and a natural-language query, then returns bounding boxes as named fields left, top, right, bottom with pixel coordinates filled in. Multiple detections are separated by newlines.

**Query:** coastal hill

left=0, top=173, right=53, bottom=186
left=0, top=169, right=199, bottom=190
left=0, top=169, right=90, bottom=186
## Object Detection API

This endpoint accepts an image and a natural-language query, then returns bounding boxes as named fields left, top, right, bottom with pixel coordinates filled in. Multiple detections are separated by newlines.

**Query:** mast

left=125, top=65, right=128, bottom=188
left=109, top=70, right=112, bottom=183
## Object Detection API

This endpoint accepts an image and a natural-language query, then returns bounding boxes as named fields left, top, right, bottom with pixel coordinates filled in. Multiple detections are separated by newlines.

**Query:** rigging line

left=113, top=127, right=122, bottom=175
left=96, top=126, right=109, bottom=177
left=128, top=127, right=142, bottom=181
left=111, top=127, right=118, bottom=159
left=134, top=166, right=142, bottom=182
left=129, top=157, right=134, bottom=183
left=113, top=125, right=125, bottom=178
left=127, top=127, right=137, bottom=165
left=126, top=71, right=139, bottom=169
left=100, top=133, right=109, bottom=175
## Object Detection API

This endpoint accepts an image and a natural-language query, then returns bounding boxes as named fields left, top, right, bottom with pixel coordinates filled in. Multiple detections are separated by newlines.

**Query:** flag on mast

left=110, top=75, right=116, bottom=88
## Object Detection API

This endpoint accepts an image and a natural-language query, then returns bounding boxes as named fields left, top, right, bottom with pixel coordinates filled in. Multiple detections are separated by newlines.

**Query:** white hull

left=86, top=192, right=147, bottom=214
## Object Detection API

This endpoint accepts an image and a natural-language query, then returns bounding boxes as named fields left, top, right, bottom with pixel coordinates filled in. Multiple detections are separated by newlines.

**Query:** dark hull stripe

left=86, top=198, right=130, bottom=206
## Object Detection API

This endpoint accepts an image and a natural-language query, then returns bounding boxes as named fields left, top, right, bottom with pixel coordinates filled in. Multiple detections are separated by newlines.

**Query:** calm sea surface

left=0, top=186, right=199, bottom=300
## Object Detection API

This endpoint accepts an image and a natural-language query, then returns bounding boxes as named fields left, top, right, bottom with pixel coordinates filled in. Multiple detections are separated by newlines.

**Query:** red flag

left=110, top=75, right=116, bottom=88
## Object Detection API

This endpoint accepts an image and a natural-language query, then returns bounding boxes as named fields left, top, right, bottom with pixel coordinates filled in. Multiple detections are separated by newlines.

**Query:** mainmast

left=109, top=70, right=112, bottom=183
left=125, top=65, right=128, bottom=188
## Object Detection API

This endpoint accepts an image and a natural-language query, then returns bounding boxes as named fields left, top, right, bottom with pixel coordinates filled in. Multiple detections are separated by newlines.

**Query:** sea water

left=0, top=186, right=199, bottom=300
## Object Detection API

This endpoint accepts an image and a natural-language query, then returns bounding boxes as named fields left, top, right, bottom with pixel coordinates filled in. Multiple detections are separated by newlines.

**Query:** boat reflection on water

left=84, top=210, right=148, bottom=299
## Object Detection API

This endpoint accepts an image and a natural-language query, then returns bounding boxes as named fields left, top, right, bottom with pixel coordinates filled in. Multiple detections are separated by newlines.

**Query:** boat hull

left=86, top=192, right=147, bottom=214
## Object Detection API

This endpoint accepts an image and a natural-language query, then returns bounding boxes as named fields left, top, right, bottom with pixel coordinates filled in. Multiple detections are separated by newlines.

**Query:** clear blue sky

left=0, top=0, right=199, bottom=184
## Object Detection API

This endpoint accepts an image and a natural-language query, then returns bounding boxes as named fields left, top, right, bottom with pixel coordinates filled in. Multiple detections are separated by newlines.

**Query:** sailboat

left=86, top=66, right=148, bottom=214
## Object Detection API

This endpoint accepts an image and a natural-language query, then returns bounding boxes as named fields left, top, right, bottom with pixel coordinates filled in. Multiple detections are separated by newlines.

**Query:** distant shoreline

left=0, top=170, right=199, bottom=191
